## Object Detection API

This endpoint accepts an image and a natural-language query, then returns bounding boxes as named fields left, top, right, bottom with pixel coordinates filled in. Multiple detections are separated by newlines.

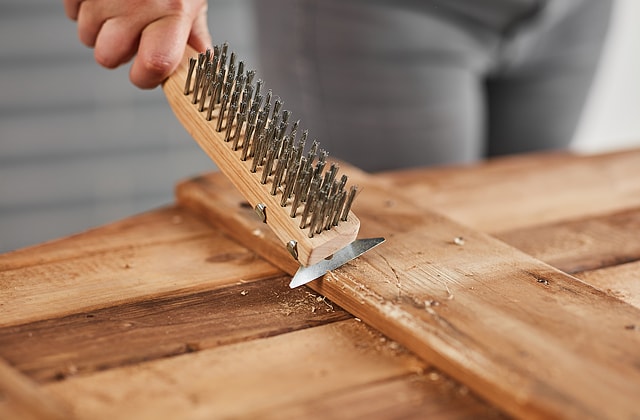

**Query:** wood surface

left=162, top=45, right=359, bottom=266
left=377, top=148, right=640, bottom=233
left=379, top=148, right=640, bottom=311
left=576, top=261, right=640, bottom=309
left=176, top=167, right=640, bottom=419
left=0, top=276, right=350, bottom=383
left=0, top=204, right=502, bottom=419
left=0, top=207, right=281, bottom=328
left=495, top=207, right=640, bottom=274
left=0, top=358, right=72, bottom=420
left=3, top=149, right=640, bottom=419
left=43, top=319, right=501, bottom=420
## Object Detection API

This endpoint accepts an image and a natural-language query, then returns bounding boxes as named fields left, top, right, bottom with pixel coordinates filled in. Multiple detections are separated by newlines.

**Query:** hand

left=64, top=0, right=212, bottom=89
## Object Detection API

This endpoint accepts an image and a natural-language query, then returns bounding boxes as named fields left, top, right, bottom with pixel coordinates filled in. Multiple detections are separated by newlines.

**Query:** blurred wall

left=573, top=0, right=640, bottom=152
left=0, top=0, right=258, bottom=253
left=1, top=0, right=639, bottom=253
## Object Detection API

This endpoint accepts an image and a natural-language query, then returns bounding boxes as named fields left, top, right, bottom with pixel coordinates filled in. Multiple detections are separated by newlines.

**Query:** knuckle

left=142, top=52, right=174, bottom=77
left=164, top=0, right=188, bottom=15
left=94, top=50, right=118, bottom=69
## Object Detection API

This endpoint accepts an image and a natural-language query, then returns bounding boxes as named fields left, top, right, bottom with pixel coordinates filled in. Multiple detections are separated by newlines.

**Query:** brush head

left=163, top=43, right=360, bottom=266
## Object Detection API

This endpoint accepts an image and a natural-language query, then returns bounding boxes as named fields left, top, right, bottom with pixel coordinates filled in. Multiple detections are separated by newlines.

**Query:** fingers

left=94, top=18, right=140, bottom=69
left=130, top=15, right=191, bottom=89
left=188, top=7, right=212, bottom=52
left=64, top=0, right=211, bottom=89
left=76, top=1, right=105, bottom=47
left=63, top=0, right=82, bottom=20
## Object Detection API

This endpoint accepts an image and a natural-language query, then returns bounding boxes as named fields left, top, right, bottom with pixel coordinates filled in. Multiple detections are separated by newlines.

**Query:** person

left=64, top=0, right=612, bottom=171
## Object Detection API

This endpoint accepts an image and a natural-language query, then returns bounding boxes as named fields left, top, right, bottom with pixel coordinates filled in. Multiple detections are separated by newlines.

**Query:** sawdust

left=453, top=236, right=465, bottom=246
left=343, top=320, right=414, bottom=360
left=536, top=278, right=550, bottom=286
left=277, top=289, right=336, bottom=317
left=444, top=283, right=454, bottom=300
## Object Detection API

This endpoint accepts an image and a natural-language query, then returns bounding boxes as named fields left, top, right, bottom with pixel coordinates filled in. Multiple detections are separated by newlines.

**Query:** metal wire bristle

left=182, top=43, right=358, bottom=236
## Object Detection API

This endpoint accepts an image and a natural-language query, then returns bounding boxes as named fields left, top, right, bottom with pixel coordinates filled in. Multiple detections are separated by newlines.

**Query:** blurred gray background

left=1, top=0, right=639, bottom=253
left=0, top=0, right=258, bottom=252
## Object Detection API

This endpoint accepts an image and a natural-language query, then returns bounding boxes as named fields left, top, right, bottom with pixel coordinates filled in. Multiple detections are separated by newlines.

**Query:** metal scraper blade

left=289, top=237, right=385, bottom=288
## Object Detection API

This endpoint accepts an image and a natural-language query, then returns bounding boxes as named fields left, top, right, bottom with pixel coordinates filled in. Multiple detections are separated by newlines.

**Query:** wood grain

left=0, top=276, right=351, bottom=383
left=0, top=207, right=209, bottom=271
left=0, top=196, right=505, bottom=419
left=0, top=207, right=281, bottom=328
left=177, top=170, right=640, bottom=419
left=265, top=371, right=506, bottom=420
left=576, top=260, right=640, bottom=310
left=495, top=207, right=640, bottom=274
left=377, top=149, right=640, bottom=233
left=4, top=148, right=640, bottom=419
left=0, top=358, right=72, bottom=420
left=44, top=320, right=497, bottom=420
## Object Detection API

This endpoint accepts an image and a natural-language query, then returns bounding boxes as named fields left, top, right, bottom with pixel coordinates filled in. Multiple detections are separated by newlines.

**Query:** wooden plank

left=0, top=358, right=72, bottom=420
left=0, top=207, right=209, bottom=271
left=575, top=261, right=640, bottom=310
left=177, top=170, right=640, bottom=419
left=0, top=194, right=504, bottom=419
left=377, top=149, right=640, bottom=233
left=495, top=207, right=640, bottom=274
left=0, top=207, right=281, bottom=328
left=44, top=320, right=501, bottom=419
left=267, top=371, right=506, bottom=420
left=0, top=276, right=350, bottom=383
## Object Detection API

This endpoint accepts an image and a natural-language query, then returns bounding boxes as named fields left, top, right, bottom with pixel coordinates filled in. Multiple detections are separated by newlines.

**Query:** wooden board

left=0, top=358, right=71, bottom=420
left=0, top=207, right=281, bottom=328
left=576, top=261, right=640, bottom=309
left=377, top=149, right=640, bottom=233
left=380, top=149, right=640, bottom=311
left=0, top=205, right=502, bottom=419
left=3, top=148, right=640, bottom=419
left=495, top=207, right=640, bottom=275
left=0, top=276, right=350, bottom=383
left=42, top=319, right=501, bottom=419
left=176, top=168, right=640, bottom=419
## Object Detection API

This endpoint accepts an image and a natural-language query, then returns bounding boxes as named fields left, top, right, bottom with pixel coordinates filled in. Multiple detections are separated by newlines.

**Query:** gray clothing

left=255, top=0, right=612, bottom=171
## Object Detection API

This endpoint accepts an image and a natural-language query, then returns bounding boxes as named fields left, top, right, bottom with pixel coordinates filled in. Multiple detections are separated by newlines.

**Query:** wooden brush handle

left=163, top=45, right=360, bottom=266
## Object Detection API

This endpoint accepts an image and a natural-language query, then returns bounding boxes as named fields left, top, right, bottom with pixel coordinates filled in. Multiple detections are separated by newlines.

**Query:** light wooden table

left=1, top=148, right=639, bottom=419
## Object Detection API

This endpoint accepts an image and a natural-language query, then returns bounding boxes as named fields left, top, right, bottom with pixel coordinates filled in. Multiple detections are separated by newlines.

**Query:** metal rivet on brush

left=286, top=240, right=298, bottom=260
left=254, top=203, right=267, bottom=223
